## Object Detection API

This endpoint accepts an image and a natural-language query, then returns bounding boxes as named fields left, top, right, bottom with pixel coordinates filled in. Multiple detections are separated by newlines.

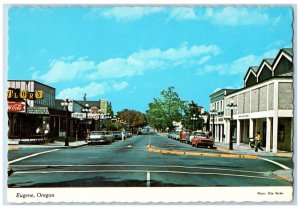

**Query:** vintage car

left=88, top=131, right=114, bottom=145
left=191, top=133, right=214, bottom=148
left=112, top=131, right=122, bottom=140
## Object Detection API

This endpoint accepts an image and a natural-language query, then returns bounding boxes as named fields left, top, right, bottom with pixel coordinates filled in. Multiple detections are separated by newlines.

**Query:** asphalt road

left=8, top=134, right=292, bottom=187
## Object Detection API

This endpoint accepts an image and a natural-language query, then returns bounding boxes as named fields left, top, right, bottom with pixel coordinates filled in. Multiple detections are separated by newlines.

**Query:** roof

left=7, top=80, right=56, bottom=90
left=243, top=66, right=259, bottom=81
left=282, top=48, right=293, bottom=56
left=264, top=59, right=275, bottom=66
left=210, top=88, right=238, bottom=98
left=76, top=100, right=100, bottom=108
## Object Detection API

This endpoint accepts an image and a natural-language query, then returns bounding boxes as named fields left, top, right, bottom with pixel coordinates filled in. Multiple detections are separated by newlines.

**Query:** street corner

left=273, top=169, right=293, bottom=183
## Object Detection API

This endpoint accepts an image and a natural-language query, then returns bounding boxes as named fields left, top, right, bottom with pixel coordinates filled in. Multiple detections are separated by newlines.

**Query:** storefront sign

left=8, top=102, right=26, bottom=113
left=27, top=107, right=49, bottom=114
left=71, top=113, right=86, bottom=120
left=238, top=114, right=249, bottom=119
left=71, top=112, right=104, bottom=120
left=7, top=89, right=43, bottom=100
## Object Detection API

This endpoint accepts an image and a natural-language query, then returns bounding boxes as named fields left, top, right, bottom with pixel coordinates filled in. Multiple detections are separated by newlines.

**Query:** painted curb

left=8, top=146, right=20, bottom=151
left=147, top=145, right=258, bottom=160
left=273, top=169, right=293, bottom=183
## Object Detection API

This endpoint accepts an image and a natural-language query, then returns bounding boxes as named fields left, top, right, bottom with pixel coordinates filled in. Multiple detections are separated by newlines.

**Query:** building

left=209, top=89, right=238, bottom=142
left=223, top=48, right=293, bottom=153
left=7, top=80, right=113, bottom=141
left=7, top=80, right=58, bottom=138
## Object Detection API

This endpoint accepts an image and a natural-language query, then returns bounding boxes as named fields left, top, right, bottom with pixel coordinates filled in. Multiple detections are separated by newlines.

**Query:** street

left=8, top=134, right=292, bottom=187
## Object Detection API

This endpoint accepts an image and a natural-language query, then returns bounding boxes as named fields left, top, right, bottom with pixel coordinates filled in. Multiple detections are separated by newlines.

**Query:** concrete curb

left=216, top=146, right=293, bottom=158
left=147, top=145, right=258, bottom=160
left=8, top=142, right=89, bottom=149
left=273, top=169, right=293, bottom=183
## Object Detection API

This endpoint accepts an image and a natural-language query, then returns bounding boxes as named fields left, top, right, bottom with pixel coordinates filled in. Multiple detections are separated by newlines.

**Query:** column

left=273, top=81, right=279, bottom=153
left=223, top=121, right=227, bottom=143
left=273, top=116, right=278, bottom=153
left=249, top=118, right=254, bottom=138
left=237, top=119, right=241, bottom=145
left=226, top=120, right=231, bottom=143
left=216, top=124, right=219, bottom=142
left=220, top=124, right=224, bottom=143
left=266, top=117, right=271, bottom=152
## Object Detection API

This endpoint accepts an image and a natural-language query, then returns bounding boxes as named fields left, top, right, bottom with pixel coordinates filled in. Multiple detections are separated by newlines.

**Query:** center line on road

left=147, top=171, right=151, bottom=187
left=8, top=149, right=60, bottom=164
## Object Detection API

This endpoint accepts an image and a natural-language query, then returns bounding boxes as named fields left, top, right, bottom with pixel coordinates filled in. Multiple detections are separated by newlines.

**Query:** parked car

left=191, top=133, right=214, bottom=148
left=112, top=131, right=122, bottom=140
left=189, top=131, right=202, bottom=144
left=88, top=131, right=114, bottom=145
left=180, top=131, right=189, bottom=143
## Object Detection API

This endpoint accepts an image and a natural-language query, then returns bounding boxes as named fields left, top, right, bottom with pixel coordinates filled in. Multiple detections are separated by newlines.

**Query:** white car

left=88, top=131, right=114, bottom=145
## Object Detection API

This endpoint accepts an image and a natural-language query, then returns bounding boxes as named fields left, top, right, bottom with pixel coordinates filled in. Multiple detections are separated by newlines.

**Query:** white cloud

left=197, top=49, right=280, bottom=75
left=199, top=55, right=211, bottom=64
left=203, top=7, right=270, bottom=26
left=57, top=81, right=128, bottom=100
left=37, top=44, right=220, bottom=84
left=40, top=58, right=96, bottom=83
left=113, top=81, right=128, bottom=91
left=87, top=44, right=220, bottom=79
left=168, top=8, right=198, bottom=21
left=96, top=7, right=164, bottom=22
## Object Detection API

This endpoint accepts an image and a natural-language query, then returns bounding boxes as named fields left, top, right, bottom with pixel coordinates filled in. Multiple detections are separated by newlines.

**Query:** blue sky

left=7, top=6, right=293, bottom=113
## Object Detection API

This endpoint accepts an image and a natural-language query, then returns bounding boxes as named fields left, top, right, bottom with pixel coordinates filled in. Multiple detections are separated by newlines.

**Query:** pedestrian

left=121, top=129, right=125, bottom=142
left=36, top=126, right=42, bottom=135
left=255, top=131, right=263, bottom=152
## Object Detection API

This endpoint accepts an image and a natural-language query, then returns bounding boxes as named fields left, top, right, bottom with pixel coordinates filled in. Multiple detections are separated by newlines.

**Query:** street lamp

left=227, top=99, right=237, bottom=150
left=82, top=104, right=90, bottom=138
left=209, top=109, right=218, bottom=141
left=191, top=114, right=198, bottom=131
left=61, top=97, right=72, bottom=146
left=98, top=111, right=104, bottom=131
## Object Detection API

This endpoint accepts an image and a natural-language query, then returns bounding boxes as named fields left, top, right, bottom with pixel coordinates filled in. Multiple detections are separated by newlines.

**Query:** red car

left=191, top=133, right=214, bottom=148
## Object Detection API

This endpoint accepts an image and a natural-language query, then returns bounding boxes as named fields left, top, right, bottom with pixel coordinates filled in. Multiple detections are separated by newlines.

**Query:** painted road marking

left=10, top=164, right=267, bottom=174
left=147, top=171, right=151, bottom=187
left=12, top=169, right=275, bottom=180
left=8, top=149, right=60, bottom=164
left=258, top=157, right=290, bottom=170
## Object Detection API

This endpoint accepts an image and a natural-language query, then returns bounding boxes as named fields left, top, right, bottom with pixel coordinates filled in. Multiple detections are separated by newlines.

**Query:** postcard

left=3, top=4, right=295, bottom=204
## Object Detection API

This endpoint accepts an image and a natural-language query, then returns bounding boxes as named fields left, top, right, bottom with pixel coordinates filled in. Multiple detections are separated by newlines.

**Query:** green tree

left=117, top=109, right=148, bottom=130
left=182, top=101, right=206, bottom=131
left=147, top=86, right=186, bottom=131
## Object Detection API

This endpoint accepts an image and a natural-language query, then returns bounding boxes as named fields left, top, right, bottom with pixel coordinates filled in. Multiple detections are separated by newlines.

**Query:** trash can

left=65, top=138, right=69, bottom=146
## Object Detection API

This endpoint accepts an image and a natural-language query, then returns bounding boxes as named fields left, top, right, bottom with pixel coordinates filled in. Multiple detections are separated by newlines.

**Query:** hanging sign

left=8, top=102, right=26, bottom=113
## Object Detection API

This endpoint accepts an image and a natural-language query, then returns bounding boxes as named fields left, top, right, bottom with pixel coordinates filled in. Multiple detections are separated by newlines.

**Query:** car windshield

left=90, top=132, right=104, bottom=136
left=196, top=134, right=207, bottom=138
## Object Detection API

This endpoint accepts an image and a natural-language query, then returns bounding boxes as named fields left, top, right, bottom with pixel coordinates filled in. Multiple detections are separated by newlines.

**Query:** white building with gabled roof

left=223, top=48, right=293, bottom=153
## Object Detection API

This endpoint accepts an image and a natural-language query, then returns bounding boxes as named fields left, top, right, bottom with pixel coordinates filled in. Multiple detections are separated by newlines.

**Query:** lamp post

left=227, top=99, right=237, bottom=150
left=98, top=111, right=104, bottom=131
left=61, top=97, right=72, bottom=146
left=209, top=109, right=218, bottom=141
left=191, top=114, right=198, bottom=131
left=82, top=104, right=90, bottom=139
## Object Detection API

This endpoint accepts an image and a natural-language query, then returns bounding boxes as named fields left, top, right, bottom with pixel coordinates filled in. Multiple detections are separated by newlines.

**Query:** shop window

left=278, top=124, right=285, bottom=142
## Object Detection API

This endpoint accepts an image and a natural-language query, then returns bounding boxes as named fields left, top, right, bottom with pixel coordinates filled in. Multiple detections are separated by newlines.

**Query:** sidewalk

left=8, top=139, right=88, bottom=149
left=215, top=142, right=293, bottom=158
